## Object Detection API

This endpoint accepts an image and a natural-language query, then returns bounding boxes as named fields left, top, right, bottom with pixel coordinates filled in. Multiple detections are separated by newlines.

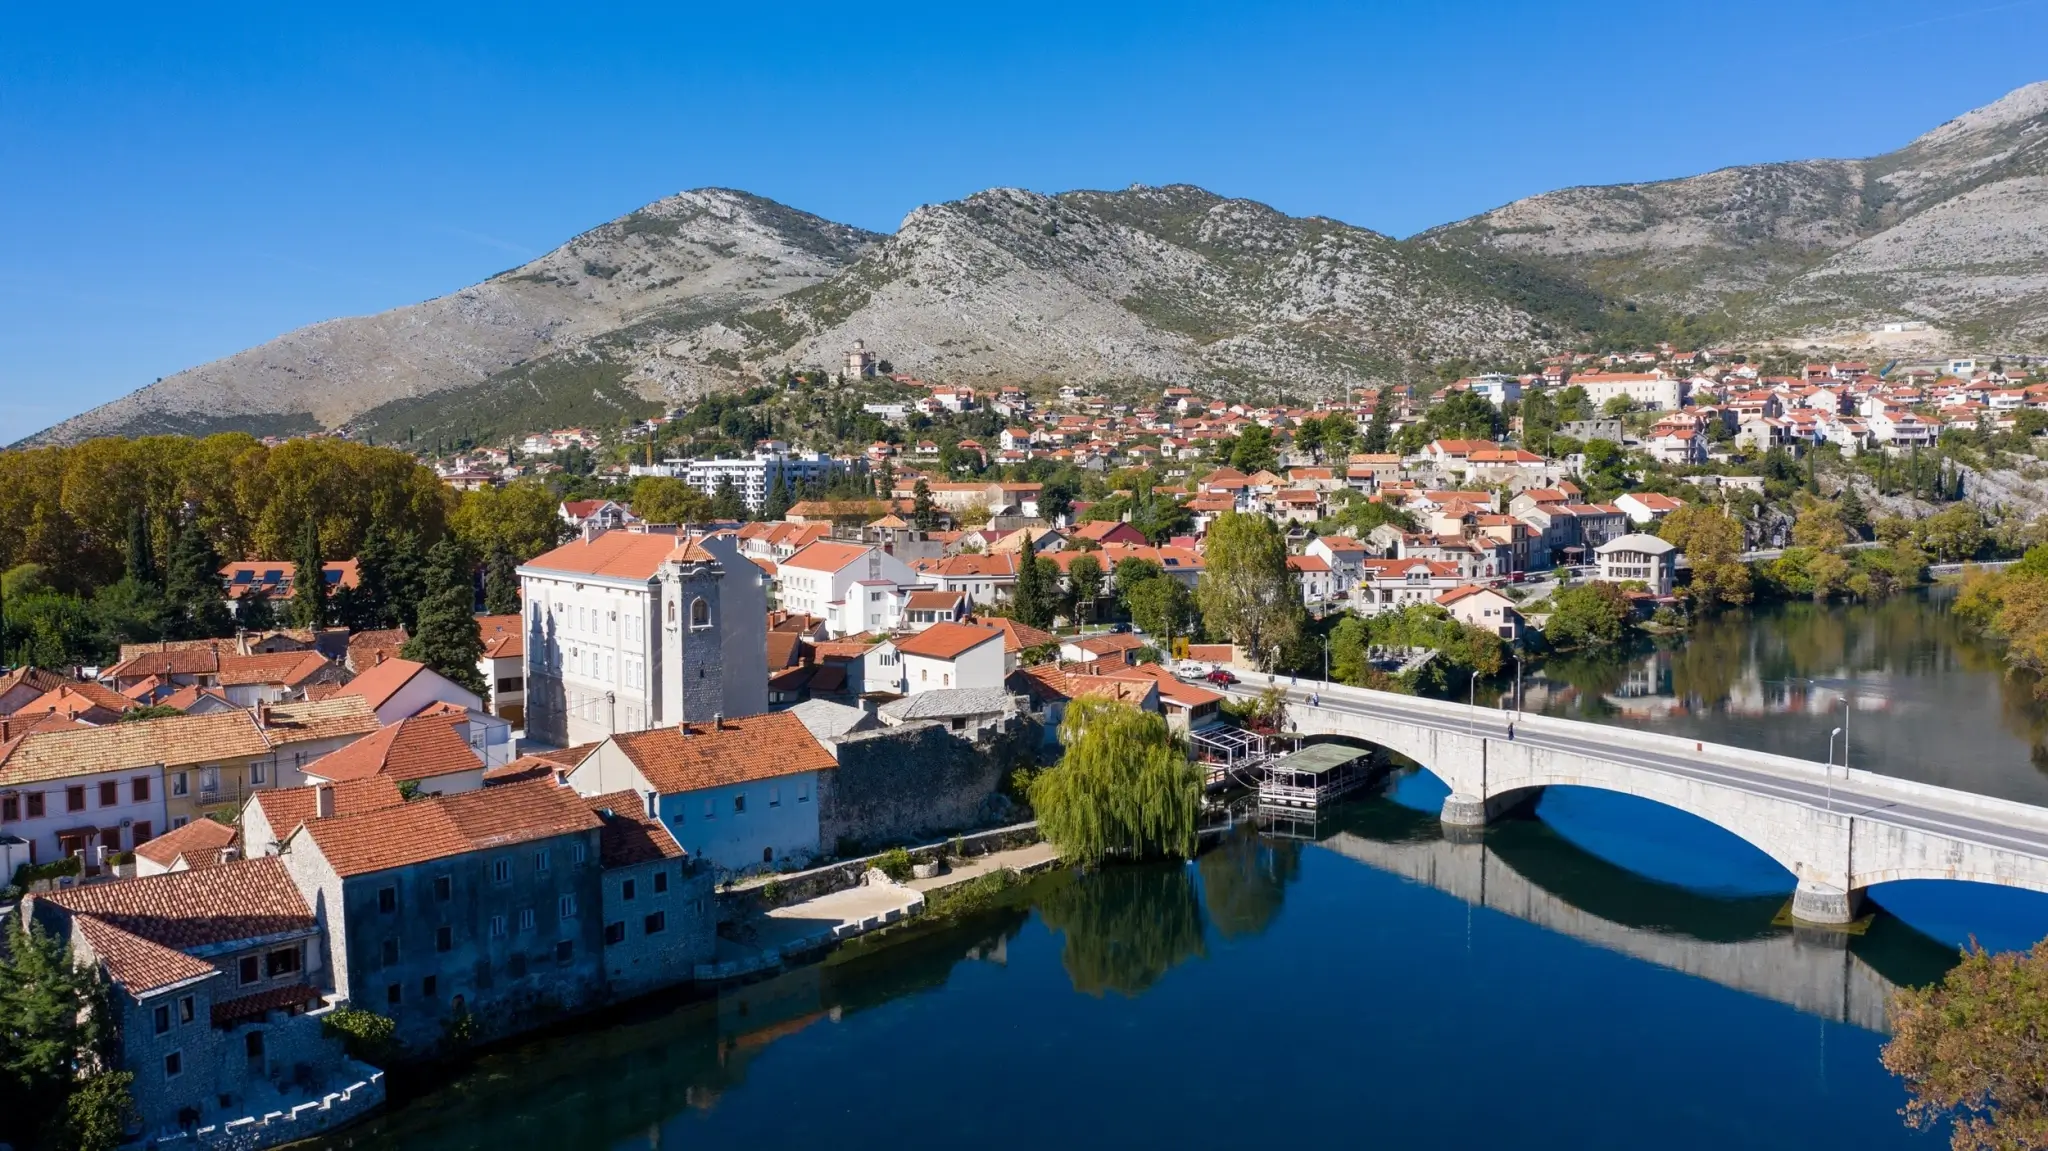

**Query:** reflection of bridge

left=1219, top=679, right=2048, bottom=925
left=1318, top=830, right=1902, bottom=1030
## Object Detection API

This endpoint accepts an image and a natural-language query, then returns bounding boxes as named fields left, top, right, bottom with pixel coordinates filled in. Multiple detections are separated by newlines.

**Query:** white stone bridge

left=1220, top=679, right=2048, bottom=925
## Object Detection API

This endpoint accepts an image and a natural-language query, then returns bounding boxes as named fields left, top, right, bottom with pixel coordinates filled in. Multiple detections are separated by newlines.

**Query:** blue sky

left=4, top=0, right=2045, bottom=443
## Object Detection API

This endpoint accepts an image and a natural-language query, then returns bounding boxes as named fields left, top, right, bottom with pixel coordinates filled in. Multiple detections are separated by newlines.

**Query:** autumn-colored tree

left=1884, top=939, right=2048, bottom=1151
left=1659, top=504, right=1752, bottom=609
left=630, top=477, right=711, bottom=525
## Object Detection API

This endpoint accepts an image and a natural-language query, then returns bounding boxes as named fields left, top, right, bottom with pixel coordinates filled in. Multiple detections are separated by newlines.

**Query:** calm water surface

left=321, top=594, right=2048, bottom=1151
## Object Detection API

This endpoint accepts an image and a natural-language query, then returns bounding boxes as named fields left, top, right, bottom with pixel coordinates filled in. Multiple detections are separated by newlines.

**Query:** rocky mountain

left=30, top=190, right=878, bottom=444
left=1414, top=81, right=2048, bottom=348
left=26, top=82, right=2048, bottom=446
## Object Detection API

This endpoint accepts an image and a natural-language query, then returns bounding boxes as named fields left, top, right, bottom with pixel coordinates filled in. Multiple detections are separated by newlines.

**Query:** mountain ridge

left=26, top=81, right=2048, bottom=446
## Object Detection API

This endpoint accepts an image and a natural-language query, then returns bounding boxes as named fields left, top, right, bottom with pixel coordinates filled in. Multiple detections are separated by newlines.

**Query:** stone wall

left=601, top=861, right=717, bottom=997
left=724, top=821, right=1042, bottom=917
left=818, top=718, right=1039, bottom=855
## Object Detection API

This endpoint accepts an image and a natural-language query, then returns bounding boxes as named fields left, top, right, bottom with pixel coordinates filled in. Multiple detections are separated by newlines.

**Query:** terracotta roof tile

left=331, top=657, right=428, bottom=711
left=521, top=531, right=682, bottom=581
left=42, top=857, right=315, bottom=994
left=298, top=779, right=601, bottom=878
left=608, top=712, right=836, bottom=794
left=893, top=622, right=1005, bottom=661
left=0, top=711, right=269, bottom=785
left=303, top=714, right=483, bottom=783
left=250, top=778, right=406, bottom=842
left=582, top=791, right=687, bottom=868
left=477, top=614, right=524, bottom=659
left=133, top=817, right=239, bottom=868
left=215, top=651, right=335, bottom=687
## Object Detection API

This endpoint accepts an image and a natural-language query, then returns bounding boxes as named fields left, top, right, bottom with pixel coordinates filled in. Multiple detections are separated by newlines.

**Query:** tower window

left=690, top=598, right=711, bottom=629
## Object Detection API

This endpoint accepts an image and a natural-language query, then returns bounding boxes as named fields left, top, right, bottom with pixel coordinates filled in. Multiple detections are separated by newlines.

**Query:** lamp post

left=1827, top=726, right=1842, bottom=812
left=1468, top=669, right=1478, bottom=736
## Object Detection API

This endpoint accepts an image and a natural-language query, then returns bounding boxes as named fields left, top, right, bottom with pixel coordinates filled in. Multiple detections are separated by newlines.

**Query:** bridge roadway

left=1215, top=677, right=2048, bottom=925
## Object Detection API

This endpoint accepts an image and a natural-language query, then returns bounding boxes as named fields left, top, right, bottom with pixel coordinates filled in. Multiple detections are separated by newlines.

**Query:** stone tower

left=658, top=538, right=726, bottom=727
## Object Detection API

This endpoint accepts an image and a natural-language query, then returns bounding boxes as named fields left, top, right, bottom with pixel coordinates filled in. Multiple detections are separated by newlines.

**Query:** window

left=171, top=772, right=188, bottom=797
left=532, top=848, right=550, bottom=873
left=798, top=781, right=810, bottom=804
left=571, top=842, right=586, bottom=865
left=559, top=894, right=578, bottom=920
left=702, top=797, right=715, bottom=821
left=24, top=792, right=42, bottom=818
left=556, top=939, right=574, bottom=964
left=179, top=995, right=194, bottom=1024
left=769, top=786, right=781, bottom=808
left=605, top=921, right=626, bottom=945
left=436, top=926, right=453, bottom=953
left=265, top=947, right=301, bottom=977
left=690, top=598, right=711, bottom=629
left=98, top=781, right=118, bottom=807
left=164, top=1051, right=182, bottom=1080
left=519, top=908, right=535, bottom=932
left=0, top=795, right=16, bottom=822
left=422, top=975, right=437, bottom=999
left=652, top=870, right=668, bottom=895
left=378, top=886, right=397, bottom=913
left=153, top=1005, right=171, bottom=1035
left=386, top=983, right=402, bottom=1007
left=622, top=878, right=636, bottom=902
left=644, top=911, right=666, bottom=935
left=493, top=858, right=511, bottom=884
left=489, top=915, right=506, bottom=939
left=249, top=761, right=266, bottom=785
left=733, top=793, right=746, bottom=815
left=65, top=786, right=85, bottom=813
left=133, top=820, right=152, bottom=846
left=381, top=938, right=399, bottom=965
left=434, top=875, right=452, bottom=902
left=238, top=955, right=261, bottom=984
left=245, top=1031, right=265, bottom=1063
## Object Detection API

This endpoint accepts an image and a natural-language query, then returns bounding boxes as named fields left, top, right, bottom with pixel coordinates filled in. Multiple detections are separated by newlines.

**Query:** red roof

left=332, top=657, right=429, bottom=711
left=522, top=531, right=681, bottom=581
left=607, top=712, right=837, bottom=794
left=894, top=622, right=1006, bottom=661
left=304, top=714, right=482, bottom=783
left=296, top=779, right=601, bottom=878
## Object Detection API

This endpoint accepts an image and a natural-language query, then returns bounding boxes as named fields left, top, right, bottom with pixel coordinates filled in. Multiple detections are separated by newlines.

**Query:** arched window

left=690, top=598, right=711, bottom=629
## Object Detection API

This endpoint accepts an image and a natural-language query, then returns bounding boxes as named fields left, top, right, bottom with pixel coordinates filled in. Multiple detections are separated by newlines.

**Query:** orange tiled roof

left=894, top=622, right=1005, bottom=661
left=132, top=817, right=239, bottom=869
left=522, top=531, right=682, bottom=581
left=583, top=791, right=688, bottom=868
left=0, top=711, right=270, bottom=786
left=477, top=614, right=524, bottom=660
left=250, top=778, right=406, bottom=842
left=215, top=650, right=333, bottom=688
left=297, top=779, right=602, bottom=878
left=42, top=857, right=315, bottom=994
left=608, top=712, right=836, bottom=794
left=332, top=657, right=429, bottom=711
left=303, top=714, right=483, bottom=783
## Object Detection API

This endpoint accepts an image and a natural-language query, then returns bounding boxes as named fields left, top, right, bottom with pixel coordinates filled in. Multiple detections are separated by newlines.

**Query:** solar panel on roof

left=232, top=571, right=254, bottom=583
left=263, top=569, right=284, bottom=582
left=323, top=570, right=342, bottom=584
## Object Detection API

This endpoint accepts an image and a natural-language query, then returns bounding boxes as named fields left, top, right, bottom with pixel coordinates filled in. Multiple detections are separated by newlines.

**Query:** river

left=312, top=591, right=2048, bottom=1150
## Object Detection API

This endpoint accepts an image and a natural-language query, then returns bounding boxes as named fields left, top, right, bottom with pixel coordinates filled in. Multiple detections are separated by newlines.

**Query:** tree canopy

left=1195, top=512, right=1302, bottom=669
left=1030, top=698, right=1201, bottom=867
left=1884, top=939, right=2048, bottom=1151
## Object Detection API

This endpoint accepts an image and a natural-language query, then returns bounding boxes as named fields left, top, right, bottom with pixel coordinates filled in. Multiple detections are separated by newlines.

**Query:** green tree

left=1064, top=553, right=1104, bottom=623
left=1229, top=425, right=1278, bottom=473
left=448, top=481, right=565, bottom=562
left=62, top=1071, right=136, bottom=1151
left=162, top=518, right=233, bottom=641
left=289, top=518, right=328, bottom=629
left=401, top=540, right=486, bottom=697
left=1361, top=403, right=1392, bottom=454
left=1545, top=583, right=1632, bottom=649
left=1838, top=485, right=1870, bottom=538
left=482, top=543, right=521, bottom=615
left=1007, top=532, right=1055, bottom=629
left=1195, top=512, right=1302, bottom=669
left=1328, top=614, right=1369, bottom=685
left=123, top=508, right=157, bottom=589
left=1029, top=698, right=1201, bottom=866
left=0, top=918, right=115, bottom=1149
left=709, top=477, right=747, bottom=522
left=912, top=478, right=937, bottom=531
left=231, top=585, right=277, bottom=634
left=1125, top=576, right=1198, bottom=645
left=760, top=470, right=793, bottom=523
left=630, top=477, right=711, bottom=525
left=1883, top=939, right=2048, bottom=1151
left=1915, top=503, right=1987, bottom=563
left=1659, top=504, right=1752, bottom=609
left=1112, top=557, right=1164, bottom=603
left=1425, top=390, right=1501, bottom=441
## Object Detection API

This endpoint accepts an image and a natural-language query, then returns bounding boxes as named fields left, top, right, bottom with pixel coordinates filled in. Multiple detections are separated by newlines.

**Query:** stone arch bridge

left=1223, top=680, right=2048, bottom=925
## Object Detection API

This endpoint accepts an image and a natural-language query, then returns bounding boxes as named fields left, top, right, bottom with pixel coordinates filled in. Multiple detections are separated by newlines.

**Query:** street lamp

left=1827, top=726, right=1841, bottom=812
left=1468, top=669, right=1478, bottom=736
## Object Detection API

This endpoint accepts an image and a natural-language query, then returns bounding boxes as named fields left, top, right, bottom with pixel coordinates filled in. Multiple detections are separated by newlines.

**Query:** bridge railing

left=1241, top=676, right=2048, bottom=832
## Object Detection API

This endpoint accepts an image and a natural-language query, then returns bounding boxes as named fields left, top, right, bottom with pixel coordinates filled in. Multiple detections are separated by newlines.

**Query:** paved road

left=1216, top=679, right=2048, bottom=862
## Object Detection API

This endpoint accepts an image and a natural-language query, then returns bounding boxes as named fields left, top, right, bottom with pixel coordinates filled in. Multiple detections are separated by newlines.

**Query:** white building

left=1468, top=373, right=1524, bottom=407
left=518, top=529, right=770, bottom=746
left=892, top=623, right=1006, bottom=695
left=1595, top=533, right=1678, bottom=597
left=666, top=451, right=848, bottom=514
left=775, top=541, right=923, bottom=637
left=1567, top=372, right=1684, bottom=411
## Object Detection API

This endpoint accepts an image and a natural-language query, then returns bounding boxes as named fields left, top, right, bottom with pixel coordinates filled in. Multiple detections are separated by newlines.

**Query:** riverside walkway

left=1217, top=677, right=2048, bottom=926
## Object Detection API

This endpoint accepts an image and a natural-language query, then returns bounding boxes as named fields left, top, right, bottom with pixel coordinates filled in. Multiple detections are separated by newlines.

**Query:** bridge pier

left=1440, top=789, right=1545, bottom=828
left=1789, top=880, right=1862, bottom=927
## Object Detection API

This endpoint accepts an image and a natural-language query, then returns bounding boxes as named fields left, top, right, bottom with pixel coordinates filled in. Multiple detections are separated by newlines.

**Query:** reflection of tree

left=1037, top=865, right=1206, bottom=997
left=1534, top=648, right=1636, bottom=713
left=1197, top=831, right=1303, bottom=940
left=1669, top=612, right=1747, bottom=706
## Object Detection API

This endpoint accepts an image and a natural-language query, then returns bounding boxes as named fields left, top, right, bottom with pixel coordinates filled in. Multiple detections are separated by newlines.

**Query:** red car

left=1205, top=669, right=1240, bottom=686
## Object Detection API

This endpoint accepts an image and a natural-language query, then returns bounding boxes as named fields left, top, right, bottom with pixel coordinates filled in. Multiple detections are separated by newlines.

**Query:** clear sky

left=4, top=0, right=2045, bottom=443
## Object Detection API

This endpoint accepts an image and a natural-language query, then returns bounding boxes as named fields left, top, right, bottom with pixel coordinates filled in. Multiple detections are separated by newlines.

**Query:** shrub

left=761, top=879, right=786, bottom=904
left=925, top=868, right=1023, bottom=919
left=874, top=847, right=914, bottom=883
left=323, top=1006, right=400, bottom=1064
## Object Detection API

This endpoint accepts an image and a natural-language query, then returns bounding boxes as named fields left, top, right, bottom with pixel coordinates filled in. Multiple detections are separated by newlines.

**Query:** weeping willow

left=1031, top=697, right=1201, bottom=866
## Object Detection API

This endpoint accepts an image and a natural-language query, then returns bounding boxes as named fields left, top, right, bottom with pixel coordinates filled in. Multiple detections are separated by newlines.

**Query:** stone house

left=564, top=712, right=840, bottom=876
left=579, top=791, right=718, bottom=997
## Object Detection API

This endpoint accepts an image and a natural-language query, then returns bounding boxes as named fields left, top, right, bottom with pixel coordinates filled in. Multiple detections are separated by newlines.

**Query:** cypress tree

left=387, top=531, right=428, bottom=633
left=163, top=518, right=233, bottom=639
left=124, top=509, right=157, bottom=588
left=760, top=470, right=792, bottom=523
left=402, top=539, right=486, bottom=697
left=709, top=477, right=746, bottom=522
left=913, top=478, right=937, bottom=531
left=289, top=519, right=328, bottom=629
left=483, top=544, right=521, bottom=615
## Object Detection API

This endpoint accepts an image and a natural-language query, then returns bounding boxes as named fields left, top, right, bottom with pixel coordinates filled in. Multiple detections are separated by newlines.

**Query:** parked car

left=1205, top=669, right=1240, bottom=686
left=1110, top=622, right=1132, bottom=633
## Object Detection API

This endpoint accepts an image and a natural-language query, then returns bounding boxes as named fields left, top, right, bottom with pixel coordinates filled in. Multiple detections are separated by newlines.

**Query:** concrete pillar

left=1441, top=794, right=1488, bottom=827
left=1790, top=880, right=1861, bottom=927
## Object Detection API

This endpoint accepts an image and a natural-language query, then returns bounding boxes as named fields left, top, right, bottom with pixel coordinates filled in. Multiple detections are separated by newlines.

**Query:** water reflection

left=1525, top=592, right=2048, bottom=804
left=1196, top=830, right=1304, bottom=939
left=1037, top=865, right=1207, bottom=997
left=1310, top=802, right=1957, bottom=1030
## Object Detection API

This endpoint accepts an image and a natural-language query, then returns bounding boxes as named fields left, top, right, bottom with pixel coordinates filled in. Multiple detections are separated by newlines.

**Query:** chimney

left=582, top=518, right=602, bottom=542
left=644, top=791, right=659, bottom=819
left=713, top=711, right=724, bottom=731
left=373, top=651, right=386, bottom=667
left=314, top=784, right=335, bottom=820
left=218, top=846, right=240, bottom=864
left=255, top=703, right=270, bottom=729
